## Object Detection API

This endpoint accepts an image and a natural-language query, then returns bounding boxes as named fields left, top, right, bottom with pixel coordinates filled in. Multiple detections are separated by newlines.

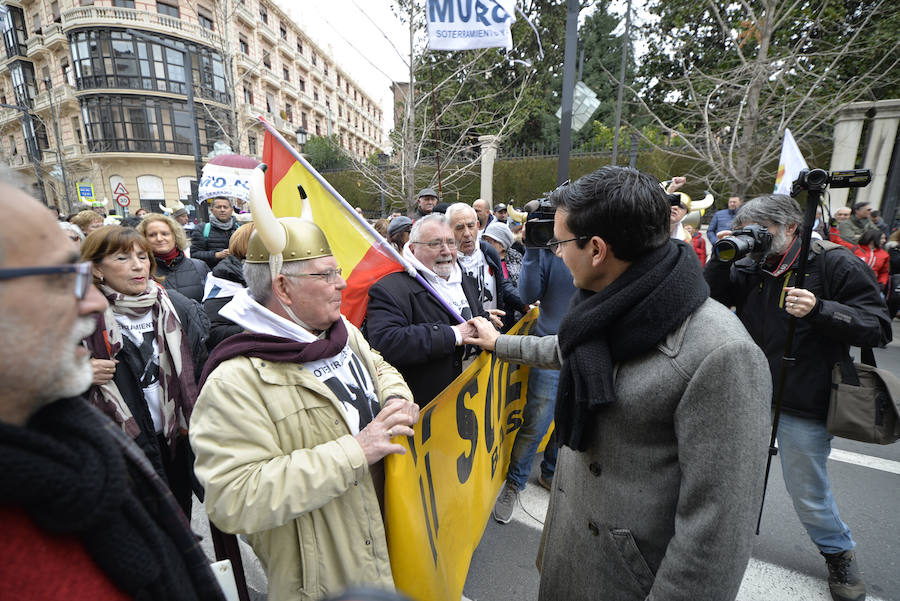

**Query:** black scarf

left=555, top=239, right=709, bottom=451
left=0, top=398, right=223, bottom=601
left=200, top=318, right=349, bottom=388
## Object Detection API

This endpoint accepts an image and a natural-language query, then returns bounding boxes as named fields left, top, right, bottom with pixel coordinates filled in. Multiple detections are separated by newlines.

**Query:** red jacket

left=829, top=226, right=855, bottom=250
left=691, top=232, right=707, bottom=266
left=852, top=244, right=890, bottom=287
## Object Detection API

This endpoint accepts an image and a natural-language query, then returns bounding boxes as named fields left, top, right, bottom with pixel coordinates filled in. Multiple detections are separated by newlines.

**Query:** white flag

left=427, top=0, right=516, bottom=52
left=774, top=128, right=808, bottom=195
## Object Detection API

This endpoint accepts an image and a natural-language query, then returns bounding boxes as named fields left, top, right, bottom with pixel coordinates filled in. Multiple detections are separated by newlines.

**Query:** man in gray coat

left=464, top=166, right=770, bottom=601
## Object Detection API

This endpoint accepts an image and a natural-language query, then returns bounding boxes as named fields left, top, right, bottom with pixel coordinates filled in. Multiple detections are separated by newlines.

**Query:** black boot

left=822, top=550, right=866, bottom=601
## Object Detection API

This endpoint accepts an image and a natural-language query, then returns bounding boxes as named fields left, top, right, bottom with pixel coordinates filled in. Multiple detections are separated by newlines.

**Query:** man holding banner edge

left=464, top=166, right=770, bottom=601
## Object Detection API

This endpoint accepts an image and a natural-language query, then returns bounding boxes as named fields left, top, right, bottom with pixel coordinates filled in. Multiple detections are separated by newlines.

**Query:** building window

left=282, top=66, right=289, bottom=82
left=285, top=103, right=292, bottom=122
left=259, top=5, right=268, bottom=24
left=156, top=1, right=180, bottom=18
left=297, top=78, right=305, bottom=92
left=248, top=134, right=257, bottom=155
left=265, top=92, right=275, bottom=113
left=313, top=89, right=318, bottom=102
left=51, top=1, right=61, bottom=22
left=262, top=51, right=271, bottom=69
left=198, top=7, right=214, bottom=30
left=243, top=85, right=252, bottom=104
left=338, top=104, right=342, bottom=118
left=315, top=123, right=320, bottom=136
left=9, top=61, right=37, bottom=108
left=114, top=0, right=136, bottom=7
left=324, top=64, right=328, bottom=77
left=239, top=36, right=248, bottom=55
left=280, top=24, right=287, bottom=40
left=2, top=6, right=28, bottom=59
left=296, top=41, right=303, bottom=55
left=8, top=135, right=17, bottom=156
left=301, top=112, right=307, bottom=129
left=80, top=94, right=226, bottom=155
left=70, top=30, right=228, bottom=105
left=71, top=117, right=83, bottom=145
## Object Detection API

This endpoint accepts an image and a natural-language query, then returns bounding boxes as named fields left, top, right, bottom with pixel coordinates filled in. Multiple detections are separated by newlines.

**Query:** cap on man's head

left=493, top=203, right=507, bottom=212
left=417, top=188, right=438, bottom=199
left=387, top=216, right=412, bottom=237
left=483, top=222, right=514, bottom=250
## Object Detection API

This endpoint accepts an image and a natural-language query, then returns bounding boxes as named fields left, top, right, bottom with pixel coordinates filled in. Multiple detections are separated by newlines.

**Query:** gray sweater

left=494, top=298, right=770, bottom=601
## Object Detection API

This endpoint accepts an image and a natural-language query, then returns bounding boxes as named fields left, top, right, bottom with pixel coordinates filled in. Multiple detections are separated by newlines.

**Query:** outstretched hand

left=355, top=396, right=419, bottom=465
left=461, top=316, right=501, bottom=351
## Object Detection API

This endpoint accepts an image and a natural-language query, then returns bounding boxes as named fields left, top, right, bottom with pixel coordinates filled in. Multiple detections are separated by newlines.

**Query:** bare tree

left=627, top=0, right=900, bottom=198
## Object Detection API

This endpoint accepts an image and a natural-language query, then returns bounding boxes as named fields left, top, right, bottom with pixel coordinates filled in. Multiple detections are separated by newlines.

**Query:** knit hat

left=387, top=216, right=413, bottom=237
left=198, top=154, right=259, bottom=204
left=483, top=222, right=515, bottom=250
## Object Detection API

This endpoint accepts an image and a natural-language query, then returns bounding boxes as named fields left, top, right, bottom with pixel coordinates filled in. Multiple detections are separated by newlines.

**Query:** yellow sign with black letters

left=384, top=309, right=544, bottom=601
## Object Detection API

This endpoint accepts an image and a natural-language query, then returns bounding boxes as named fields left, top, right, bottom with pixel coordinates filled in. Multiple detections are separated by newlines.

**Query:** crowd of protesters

left=1, top=155, right=896, bottom=601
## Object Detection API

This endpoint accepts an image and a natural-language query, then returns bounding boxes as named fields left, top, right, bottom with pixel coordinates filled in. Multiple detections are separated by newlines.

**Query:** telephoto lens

left=713, top=224, right=773, bottom=262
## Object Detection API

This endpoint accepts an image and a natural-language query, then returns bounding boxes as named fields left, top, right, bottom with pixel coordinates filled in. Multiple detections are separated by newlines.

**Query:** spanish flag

left=259, top=117, right=404, bottom=326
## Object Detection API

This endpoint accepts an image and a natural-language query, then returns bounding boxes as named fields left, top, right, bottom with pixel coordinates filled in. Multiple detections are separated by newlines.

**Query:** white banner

left=198, top=163, right=251, bottom=204
left=774, top=128, right=808, bottom=195
left=427, top=0, right=516, bottom=52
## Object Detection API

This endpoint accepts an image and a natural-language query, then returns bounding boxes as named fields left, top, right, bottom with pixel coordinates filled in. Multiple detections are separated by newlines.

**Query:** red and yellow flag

left=260, top=118, right=404, bottom=326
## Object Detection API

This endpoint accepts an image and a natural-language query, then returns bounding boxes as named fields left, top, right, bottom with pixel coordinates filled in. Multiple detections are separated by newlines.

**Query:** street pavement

left=192, top=321, right=900, bottom=601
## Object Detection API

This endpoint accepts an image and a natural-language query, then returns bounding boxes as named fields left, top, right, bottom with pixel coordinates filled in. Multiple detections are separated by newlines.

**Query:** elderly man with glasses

left=365, top=213, right=490, bottom=407
left=190, top=214, right=418, bottom=601
left=0, top=179, right=226, bottom=600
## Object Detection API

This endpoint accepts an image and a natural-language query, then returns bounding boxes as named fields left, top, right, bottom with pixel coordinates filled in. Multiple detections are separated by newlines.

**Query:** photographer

left=705, top=194, right=891, bottom=601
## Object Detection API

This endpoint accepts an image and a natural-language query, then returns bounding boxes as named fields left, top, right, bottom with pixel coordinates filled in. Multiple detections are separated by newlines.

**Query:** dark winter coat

left=476, top=240, right=526, bottom=331
left=154, top=252, right=209, bottom=303
left=190, top=220, right=239, bottom=267
left=364, top=270, right=485, bottom=407
left=202, top=254, right=247, bottom=352
left=705, top=239, right=891, bottom=419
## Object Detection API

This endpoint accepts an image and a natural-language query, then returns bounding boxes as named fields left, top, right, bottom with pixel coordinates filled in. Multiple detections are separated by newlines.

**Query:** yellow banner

left=384, top=309, right=544, bottom=601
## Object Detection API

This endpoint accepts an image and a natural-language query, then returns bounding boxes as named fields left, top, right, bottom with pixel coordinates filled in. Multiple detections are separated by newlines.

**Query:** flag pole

left=257, top=116, right=466, bottom=324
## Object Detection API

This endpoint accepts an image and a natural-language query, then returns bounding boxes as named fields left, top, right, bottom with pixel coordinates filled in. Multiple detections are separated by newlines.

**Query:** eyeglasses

left=412, top=239, right=457, bottom=250
left=0, top=261, right=93, bottom=299
left=546, top=236, right=587, bottom=253
left=283, top=267, right=343, bottom=284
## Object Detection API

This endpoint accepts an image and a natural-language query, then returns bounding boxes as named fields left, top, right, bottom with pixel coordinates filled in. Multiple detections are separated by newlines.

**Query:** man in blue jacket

left=493, top=245, right=576, bottom=524
left=706, top=195, right=742, bottom=245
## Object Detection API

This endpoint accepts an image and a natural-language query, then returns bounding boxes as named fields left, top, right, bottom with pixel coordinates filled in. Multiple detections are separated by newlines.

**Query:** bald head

left=0, top=182, right=71, bottom=268
left=472, top=199, right=490, bottom=229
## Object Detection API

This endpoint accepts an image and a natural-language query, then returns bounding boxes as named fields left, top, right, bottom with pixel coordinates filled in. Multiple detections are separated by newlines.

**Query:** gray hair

left=243, top=260, right=310, bottom=305
left=410, top=213, right=449, bottom=243
left=445, top=202, right=475, bottom=224
left=733, top=194, right=803, bottom=229
left=59, top=221, right=85, bottom=241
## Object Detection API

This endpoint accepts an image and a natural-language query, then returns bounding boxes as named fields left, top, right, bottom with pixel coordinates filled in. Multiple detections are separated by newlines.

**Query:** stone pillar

left=857, top=100, right=900, bottom=209
left=478, top=135, right=499, bottom=204
left=828, top=102, right=870, bottom=211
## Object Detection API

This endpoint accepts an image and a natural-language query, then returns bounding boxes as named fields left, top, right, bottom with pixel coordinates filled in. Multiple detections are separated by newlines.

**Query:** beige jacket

left=190, top=319, right=412, bottom=601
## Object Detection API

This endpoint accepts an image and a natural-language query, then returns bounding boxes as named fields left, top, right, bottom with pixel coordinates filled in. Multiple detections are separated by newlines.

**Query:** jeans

left=776, top=412, right=855, bottom=554
left=507, top=367, right=559, bottom=490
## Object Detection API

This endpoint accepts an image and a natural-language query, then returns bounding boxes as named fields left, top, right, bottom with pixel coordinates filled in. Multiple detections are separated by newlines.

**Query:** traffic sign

left=76, top=182, right=95, bottom=202
left=113, top=181, right=131, bottom=207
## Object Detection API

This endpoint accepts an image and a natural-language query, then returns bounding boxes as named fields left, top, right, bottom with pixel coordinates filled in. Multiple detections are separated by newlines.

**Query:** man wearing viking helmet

left=190, top=166, right=418, bottom=600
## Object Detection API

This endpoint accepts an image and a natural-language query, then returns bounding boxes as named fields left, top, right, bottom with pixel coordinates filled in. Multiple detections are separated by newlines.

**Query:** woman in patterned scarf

left=81, top=225, right=207, bottom=516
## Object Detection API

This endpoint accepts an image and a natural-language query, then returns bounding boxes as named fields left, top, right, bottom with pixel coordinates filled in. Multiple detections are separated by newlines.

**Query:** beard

left=40, top=317, right=97, bottom=404
left=434, top=259, right=454, bottom=279
left=765, top=227, right=790, bottom=260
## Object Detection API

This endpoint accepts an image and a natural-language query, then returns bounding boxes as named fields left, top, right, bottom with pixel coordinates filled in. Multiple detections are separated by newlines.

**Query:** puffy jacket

left=190, top=321, right=410, bottom=601
left=190, top=220, right=239, bottom=267
left=706, top=238, right=891, bottom=419
left=154, top=252, right=209, bottom=303
left=852, top=244, right=890, bottom=288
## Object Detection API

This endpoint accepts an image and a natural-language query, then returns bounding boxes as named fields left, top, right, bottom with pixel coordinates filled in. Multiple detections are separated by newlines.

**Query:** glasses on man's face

left=411, top=239, right=457, bottom=250
left=546, top=236, right=587, bottom=254
left=283, top=267, right=344, bottom=284
left=0, top=261, right=93, bottom=299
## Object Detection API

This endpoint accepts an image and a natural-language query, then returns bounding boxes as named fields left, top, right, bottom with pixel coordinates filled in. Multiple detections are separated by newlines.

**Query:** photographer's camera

left=714, top=224, right=773, bottom=262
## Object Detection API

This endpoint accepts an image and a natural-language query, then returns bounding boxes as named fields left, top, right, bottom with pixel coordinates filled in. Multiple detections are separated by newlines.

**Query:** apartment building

left=0, top=0, right=384, bottom=213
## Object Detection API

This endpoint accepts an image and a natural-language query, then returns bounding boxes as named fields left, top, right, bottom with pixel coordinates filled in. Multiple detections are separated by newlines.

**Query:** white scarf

left=403, top=243, right=473, bottom=319
left=457, top=246, right=497, bottom=310
left=219, top=291, right=378, bottom=434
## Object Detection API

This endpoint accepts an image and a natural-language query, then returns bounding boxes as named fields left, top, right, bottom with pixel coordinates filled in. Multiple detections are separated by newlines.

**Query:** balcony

left=43, top=23, right=66, bottom=48
left=235, top=3, right=255, bottom=26
left=298, top=92, right=313, bottom=109
left=313, top=102, right=326, bottom=117
left=236, top=53, right=255, bottom=73
left=310, top=67, right=323, bottom=82
left=260, top=67, right=280, bottom=89
left=257, top=23, right=277, bottom=46
left=61, top=6, right=222, bottom=49
left=31, top=84, right=78, bottom=113
left=25, top=34, right=45, bottom=56
left=8, top=154, right=28, bottom=167
left=277, top=38, right=294, bottom=59
left=282, top=81, right=298, bottom=99
left=292, top=51, right=310, bottom=73
left=0, top=106, right=22, bottom=126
